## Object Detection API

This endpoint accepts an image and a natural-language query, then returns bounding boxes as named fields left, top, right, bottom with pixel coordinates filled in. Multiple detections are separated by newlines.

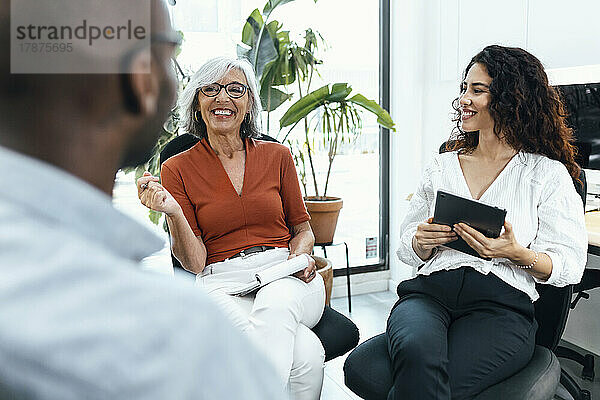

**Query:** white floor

left=321, top=291, right=397, bottom=400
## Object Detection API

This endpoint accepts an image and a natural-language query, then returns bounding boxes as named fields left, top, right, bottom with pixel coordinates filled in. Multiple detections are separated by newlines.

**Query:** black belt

left=230, top=246, right=275, bottom=259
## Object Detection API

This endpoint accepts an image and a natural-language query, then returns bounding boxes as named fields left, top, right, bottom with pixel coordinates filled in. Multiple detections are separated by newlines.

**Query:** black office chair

left=159, top=133, right=360, bottom=362
left=553, top=140, right=598, bottom=388
left=556, top=268, right=599, bottom=383
left=344, top=143, right=590, bottom=400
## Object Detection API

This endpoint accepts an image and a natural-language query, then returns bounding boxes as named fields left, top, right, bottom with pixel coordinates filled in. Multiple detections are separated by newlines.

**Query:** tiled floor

left=322, top=291, right=397, bottom=400
left=322, top=290, right=599, bottom=400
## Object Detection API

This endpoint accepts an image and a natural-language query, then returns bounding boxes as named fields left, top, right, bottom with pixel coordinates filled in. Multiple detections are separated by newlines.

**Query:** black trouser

left=386, top=267, right=536, bottom=400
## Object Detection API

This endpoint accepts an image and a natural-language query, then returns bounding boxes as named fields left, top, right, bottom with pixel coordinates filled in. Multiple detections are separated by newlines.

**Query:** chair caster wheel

left=581, top=389, right=591, bottom=400
left=581, top=354, right=595, bottom=381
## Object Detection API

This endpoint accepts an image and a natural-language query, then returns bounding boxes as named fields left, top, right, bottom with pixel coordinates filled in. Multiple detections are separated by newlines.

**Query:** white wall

left=390, top=0, right=600, bottom=353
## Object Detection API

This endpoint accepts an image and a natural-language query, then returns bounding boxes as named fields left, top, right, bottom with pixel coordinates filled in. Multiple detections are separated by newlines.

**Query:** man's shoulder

left=0, top=206, right=285, bottom=399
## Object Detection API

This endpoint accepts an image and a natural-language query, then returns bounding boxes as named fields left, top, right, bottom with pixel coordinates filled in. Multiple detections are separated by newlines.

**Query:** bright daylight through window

left=113, top=0, right=385, bottom=273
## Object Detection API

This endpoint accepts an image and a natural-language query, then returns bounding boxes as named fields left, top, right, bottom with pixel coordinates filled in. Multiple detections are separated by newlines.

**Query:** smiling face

left=197, top=68, right=251, bottom=137
left=459, top=63, right=495, bottom=134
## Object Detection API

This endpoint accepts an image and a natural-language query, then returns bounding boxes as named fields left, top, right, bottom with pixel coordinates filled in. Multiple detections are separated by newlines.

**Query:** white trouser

left=197, top=248, right=326, bottom=400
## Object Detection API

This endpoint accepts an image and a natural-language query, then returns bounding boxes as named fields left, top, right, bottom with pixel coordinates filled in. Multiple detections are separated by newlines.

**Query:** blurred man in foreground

left=0, top=0, right=284, bottom=398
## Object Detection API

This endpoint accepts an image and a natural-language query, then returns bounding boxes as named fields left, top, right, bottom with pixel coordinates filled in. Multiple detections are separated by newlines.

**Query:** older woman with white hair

left=136, top=56, right=326, bottom=400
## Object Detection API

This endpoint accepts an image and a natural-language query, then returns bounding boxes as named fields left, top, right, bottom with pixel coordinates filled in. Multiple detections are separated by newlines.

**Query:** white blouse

left=396, top=151, right=588, bottom=301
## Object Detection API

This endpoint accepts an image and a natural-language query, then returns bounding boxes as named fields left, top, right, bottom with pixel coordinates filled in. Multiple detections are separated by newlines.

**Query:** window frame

left=332, top=0, right=390, bottom=277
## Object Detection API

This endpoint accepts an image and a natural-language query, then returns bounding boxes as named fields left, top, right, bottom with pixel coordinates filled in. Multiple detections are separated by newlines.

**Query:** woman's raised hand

left=136, top=172, right=181, bottom=216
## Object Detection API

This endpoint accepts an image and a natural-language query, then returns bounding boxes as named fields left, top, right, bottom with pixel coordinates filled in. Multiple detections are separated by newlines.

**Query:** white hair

left=178, top=56, right=263, bottom=139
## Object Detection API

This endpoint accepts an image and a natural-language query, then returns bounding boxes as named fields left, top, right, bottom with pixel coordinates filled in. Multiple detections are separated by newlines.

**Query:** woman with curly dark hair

left=389, top=45, right=587, bottom=399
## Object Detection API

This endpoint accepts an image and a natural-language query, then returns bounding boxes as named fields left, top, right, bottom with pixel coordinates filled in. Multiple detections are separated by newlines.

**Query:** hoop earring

left=194, top=110, right=201, bottom=123
left=239, top=113, right=251, bottom=137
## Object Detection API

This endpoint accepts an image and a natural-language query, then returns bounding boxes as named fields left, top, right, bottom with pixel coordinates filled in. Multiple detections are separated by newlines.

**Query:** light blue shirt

left=0, top=145, right=285, bottom=399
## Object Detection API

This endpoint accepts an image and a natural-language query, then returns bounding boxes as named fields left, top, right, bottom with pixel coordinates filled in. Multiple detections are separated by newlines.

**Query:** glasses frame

left=200, top=82, right=248, bottom=99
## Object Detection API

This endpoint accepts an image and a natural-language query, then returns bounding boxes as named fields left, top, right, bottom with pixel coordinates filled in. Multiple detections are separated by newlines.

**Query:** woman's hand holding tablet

left=412, top=217, right=458, bottom=261
left=431, top=190, right=507, bottom=259
left=453, top=220, right=519, bottom=260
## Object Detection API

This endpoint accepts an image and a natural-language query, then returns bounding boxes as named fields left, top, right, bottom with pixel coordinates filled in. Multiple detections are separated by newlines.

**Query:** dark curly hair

left=447, top=45, right=580, bottom=180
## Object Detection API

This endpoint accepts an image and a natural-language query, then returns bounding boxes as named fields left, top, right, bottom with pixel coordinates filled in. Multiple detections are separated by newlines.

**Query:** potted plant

left=280, top=83, right=395, bottom=243
left=239, top=0, right=395, bottom=243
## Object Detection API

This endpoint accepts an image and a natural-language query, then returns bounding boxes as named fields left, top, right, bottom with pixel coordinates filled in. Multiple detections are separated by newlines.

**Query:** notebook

left=226, top=254, right=310, bottom=296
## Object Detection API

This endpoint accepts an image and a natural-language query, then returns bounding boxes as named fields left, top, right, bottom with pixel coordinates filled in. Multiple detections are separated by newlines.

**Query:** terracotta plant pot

left=304, top=196, right=343, bottom=245
left=313, top=255, right=333, bottom=305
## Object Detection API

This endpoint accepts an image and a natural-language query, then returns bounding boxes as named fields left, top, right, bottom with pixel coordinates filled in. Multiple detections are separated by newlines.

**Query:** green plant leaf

left=265, top=20, right=281, bottom=40
left=279, top=84, right=356, bottom=128
left=174, top=30, right=184, bottom=59
left=238, top=12, right=278, bottom=79
left=349, top=94, right=396, bottom=131
left=241, top=9, right=263, bottom=46
left=256, top=34, right=278, bottom=79
left=148, top=209, right=162, bottom=225
left=163, top=116, right=178, bottom=134
left=280, top=84, right=331, bottom=127
left=328, top=83, right=352, bottom=102
left=290, top=45, right=320, bottom=81
left=263, top=0, right=297, bottom=18
left=292, top=47, right=307, bottom=78
left=236, top=43, right=251, bottom=61
left=260, top=85, right=292, bottom=112
left=276, top=29, right=291, bottom=49
left=262, top=47, right=296, bottom=87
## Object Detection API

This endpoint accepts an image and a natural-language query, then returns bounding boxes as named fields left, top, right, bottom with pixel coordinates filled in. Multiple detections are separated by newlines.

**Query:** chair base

left=560, top=369, right=592, bottom=400
left=556, top=345, right=595, bottom=381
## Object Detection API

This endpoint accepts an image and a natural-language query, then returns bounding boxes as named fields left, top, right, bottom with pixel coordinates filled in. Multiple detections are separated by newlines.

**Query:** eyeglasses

left=200, top=82, right=248, bottom=99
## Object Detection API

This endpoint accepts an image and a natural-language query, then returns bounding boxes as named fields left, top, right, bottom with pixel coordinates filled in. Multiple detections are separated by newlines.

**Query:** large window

left=114, top=0, right=390, bottom=275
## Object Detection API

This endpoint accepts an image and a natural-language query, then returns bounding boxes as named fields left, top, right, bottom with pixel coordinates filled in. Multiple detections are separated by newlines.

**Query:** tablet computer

left=432, top=190, right=507, bottom=259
